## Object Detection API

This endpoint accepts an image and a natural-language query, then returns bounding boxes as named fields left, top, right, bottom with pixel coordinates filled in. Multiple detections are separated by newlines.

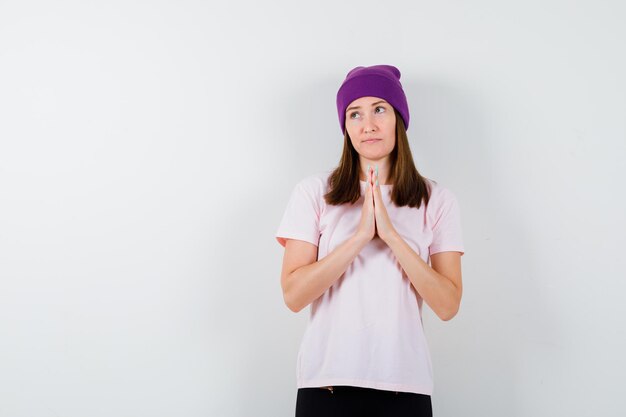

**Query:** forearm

left=286, top=234, right=369, bottom=313
left=385, top=232, right=460, bottom=321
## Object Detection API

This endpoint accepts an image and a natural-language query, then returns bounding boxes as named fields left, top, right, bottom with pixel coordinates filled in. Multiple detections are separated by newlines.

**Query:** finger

left=365, top=172, right=373, bottom=203
left=375, top=165, right=379, bottom=187
left=368, top=168, right=376, bottom=204
left=371, top=166, right=379, bottom=198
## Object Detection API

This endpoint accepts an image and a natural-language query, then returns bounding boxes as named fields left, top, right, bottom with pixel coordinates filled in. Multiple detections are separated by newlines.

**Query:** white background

left=1, top=1, right=625, bottom=416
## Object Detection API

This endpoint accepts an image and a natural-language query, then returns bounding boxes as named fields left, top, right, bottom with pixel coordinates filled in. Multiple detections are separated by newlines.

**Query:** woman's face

left=345, top=96, right=396, bottom=159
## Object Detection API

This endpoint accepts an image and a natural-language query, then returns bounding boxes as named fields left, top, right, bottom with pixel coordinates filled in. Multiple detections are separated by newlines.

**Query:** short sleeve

left=275, top=178, right=321, bottom=248
left=429, top=188, right=465, bottom=256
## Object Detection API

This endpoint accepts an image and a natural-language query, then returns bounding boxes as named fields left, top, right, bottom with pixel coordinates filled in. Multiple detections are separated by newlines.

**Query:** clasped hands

left=357, top=164, right=398, bottom=244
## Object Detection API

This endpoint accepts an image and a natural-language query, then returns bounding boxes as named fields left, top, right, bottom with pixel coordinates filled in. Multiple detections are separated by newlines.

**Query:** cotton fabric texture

left=275, top=170, right=465, bottom=395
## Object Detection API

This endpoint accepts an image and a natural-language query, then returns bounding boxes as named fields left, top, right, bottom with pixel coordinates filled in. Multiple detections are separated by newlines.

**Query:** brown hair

left=323, top=108, right=432, bottom=209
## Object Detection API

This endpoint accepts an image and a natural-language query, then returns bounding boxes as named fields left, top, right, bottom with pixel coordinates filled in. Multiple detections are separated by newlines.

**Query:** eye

left=349, top=106, right=385, bottom=119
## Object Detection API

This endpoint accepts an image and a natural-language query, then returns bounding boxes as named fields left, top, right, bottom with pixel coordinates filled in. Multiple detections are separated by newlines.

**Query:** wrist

left=351, top=233, right=370, bottom=248
left=384, top=230, right=402, bottom=245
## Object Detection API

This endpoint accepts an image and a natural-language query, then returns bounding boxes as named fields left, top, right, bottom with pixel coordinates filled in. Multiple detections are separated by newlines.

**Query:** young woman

left=275, top=65, right=465, bottom=417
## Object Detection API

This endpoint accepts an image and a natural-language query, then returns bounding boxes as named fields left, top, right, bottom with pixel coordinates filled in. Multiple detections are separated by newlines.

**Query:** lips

left=362, top=138, right=382, bottom=143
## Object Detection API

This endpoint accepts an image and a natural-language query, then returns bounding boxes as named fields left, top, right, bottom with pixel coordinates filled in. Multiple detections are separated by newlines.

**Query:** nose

left=362, top=114, right=377, bottom=133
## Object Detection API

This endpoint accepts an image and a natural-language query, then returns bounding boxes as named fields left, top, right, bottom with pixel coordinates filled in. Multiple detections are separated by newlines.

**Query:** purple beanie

left=336, top=64, right=410, bottom=135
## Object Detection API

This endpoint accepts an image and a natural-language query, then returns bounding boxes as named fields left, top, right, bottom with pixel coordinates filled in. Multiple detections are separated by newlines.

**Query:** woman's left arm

left=370, top=169, right=463, bottom=321
left=385, top=233, right=462, bottom=321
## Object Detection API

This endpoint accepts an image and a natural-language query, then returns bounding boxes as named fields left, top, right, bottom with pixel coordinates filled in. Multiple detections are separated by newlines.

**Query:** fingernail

left=376, top=179, right=379, bottom=186
left=367, top=164, right=370, bottom=173
left=375, top=165, right=378, bottom=175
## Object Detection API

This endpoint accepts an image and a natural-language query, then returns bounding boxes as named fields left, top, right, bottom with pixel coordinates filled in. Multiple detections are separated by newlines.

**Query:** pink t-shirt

left=275, top=170, right=465, bottom=395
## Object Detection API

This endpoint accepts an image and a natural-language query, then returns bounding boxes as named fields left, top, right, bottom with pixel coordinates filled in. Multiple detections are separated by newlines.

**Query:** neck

left=360, top=162, right=390, bottom=185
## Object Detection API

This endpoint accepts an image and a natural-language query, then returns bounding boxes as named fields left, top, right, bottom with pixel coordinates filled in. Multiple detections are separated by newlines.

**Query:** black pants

left=295, top=385, right=432, bottom=417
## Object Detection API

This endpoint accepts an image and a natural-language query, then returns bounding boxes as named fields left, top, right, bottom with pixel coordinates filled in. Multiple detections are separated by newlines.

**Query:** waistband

left=317, top=385, right=400, bottom=395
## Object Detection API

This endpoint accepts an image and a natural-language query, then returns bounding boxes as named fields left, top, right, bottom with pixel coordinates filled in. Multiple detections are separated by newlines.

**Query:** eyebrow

left=346, top=100, right=388, bottom=113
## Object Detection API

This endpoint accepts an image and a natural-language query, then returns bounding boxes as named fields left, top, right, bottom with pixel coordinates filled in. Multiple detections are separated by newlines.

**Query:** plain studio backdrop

left=1, top=1, right=625, bottom=416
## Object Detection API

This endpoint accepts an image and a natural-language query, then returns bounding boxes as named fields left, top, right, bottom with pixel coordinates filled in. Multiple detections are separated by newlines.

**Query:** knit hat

left=336, top=64, right=410, bottom=135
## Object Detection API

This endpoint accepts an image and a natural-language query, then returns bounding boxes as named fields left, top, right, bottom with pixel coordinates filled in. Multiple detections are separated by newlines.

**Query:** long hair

left=323, top=108, right=432, bottom=209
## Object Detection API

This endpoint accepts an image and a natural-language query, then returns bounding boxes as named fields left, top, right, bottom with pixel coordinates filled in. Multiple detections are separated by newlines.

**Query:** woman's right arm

left=281, top=167, right=377, bottom=313
left=281, top=233, right=369, bottom=313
